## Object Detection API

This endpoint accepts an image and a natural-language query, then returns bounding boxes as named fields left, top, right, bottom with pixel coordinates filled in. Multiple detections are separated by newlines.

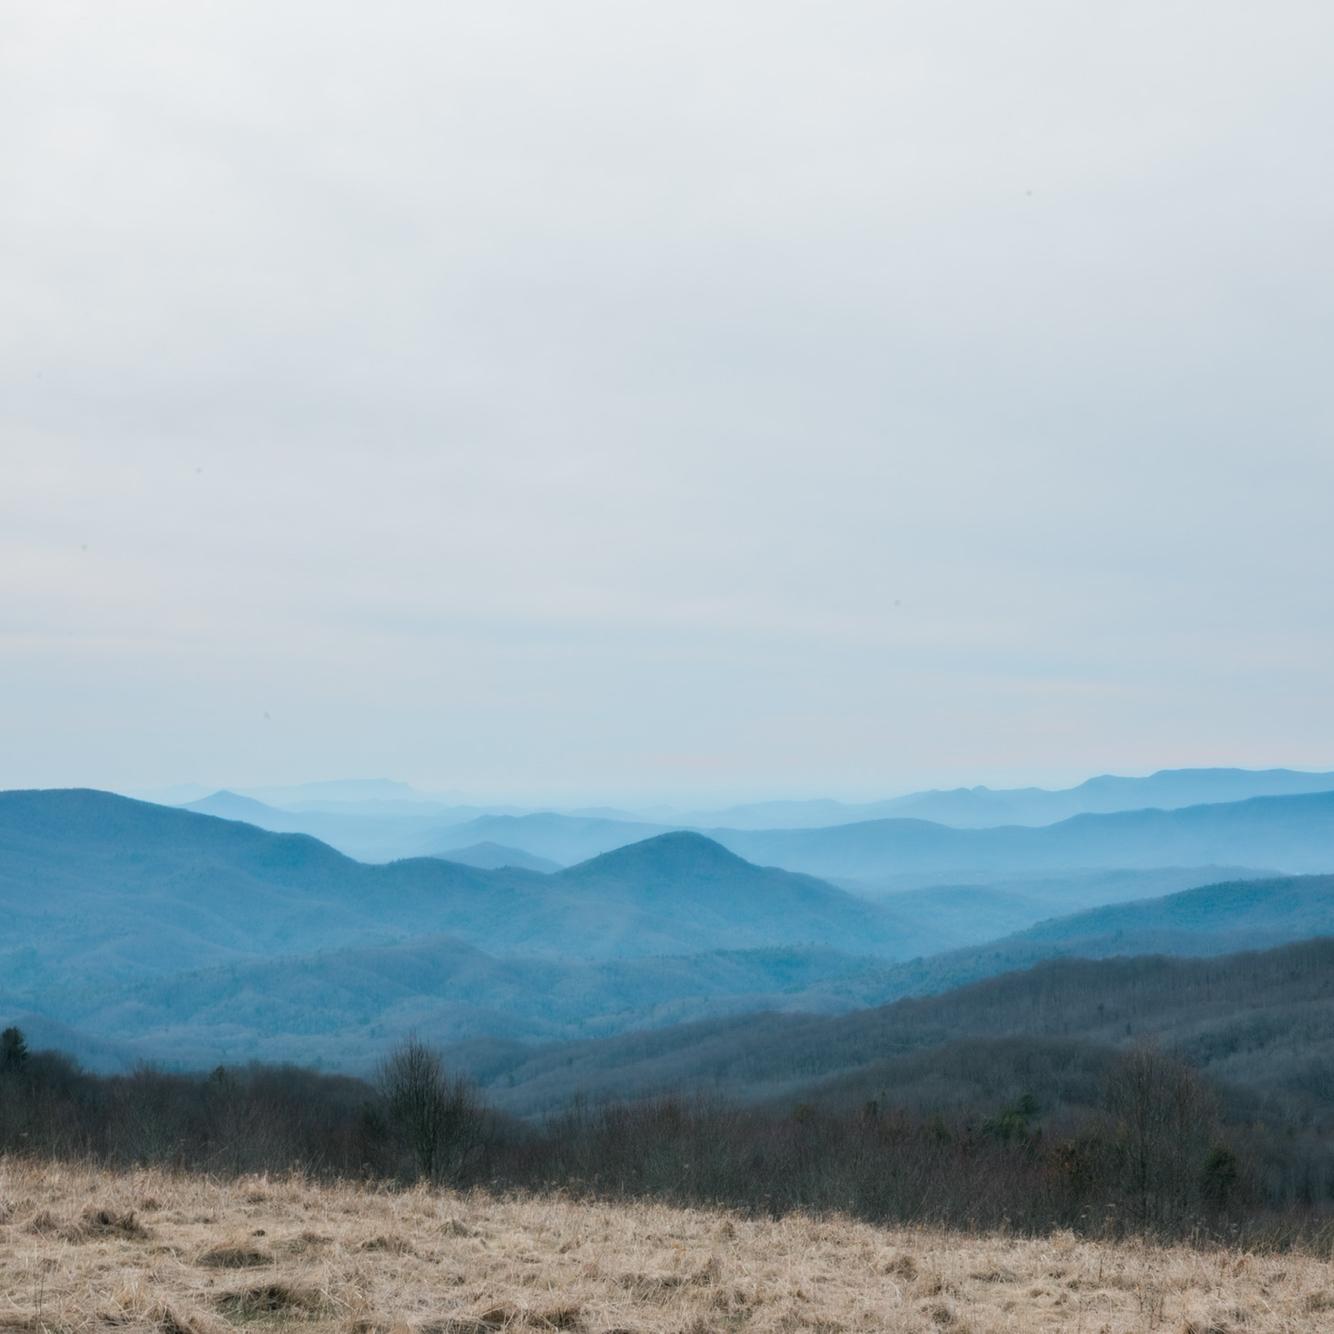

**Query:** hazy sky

left=4, top=2, right=1333, bottom=802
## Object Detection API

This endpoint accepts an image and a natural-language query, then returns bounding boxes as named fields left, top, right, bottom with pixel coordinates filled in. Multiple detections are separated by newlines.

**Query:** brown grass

left=0, top=1158, right=1331, bottom=1332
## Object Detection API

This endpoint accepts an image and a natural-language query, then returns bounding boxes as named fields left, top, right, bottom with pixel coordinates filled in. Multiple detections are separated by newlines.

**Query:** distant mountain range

left=693, top=767, right=1334, bottom=829
left=0, top=790, right=910, bottom=986
left=5, top=787, right=1333, bottom=1074
left=0, top=790, right=906, bottom=1065
left=347, top=765, right=1334, bottom=828
left=172, top=767, right=1334, bottom=867
left=424, top=791, right=1334, bottom=883
left=711, top=791, right=1334, bottom=880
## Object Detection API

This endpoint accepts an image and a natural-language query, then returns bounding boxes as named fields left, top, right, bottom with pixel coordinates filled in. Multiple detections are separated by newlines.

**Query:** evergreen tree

left=1, top=1026, right=28, bottom=1073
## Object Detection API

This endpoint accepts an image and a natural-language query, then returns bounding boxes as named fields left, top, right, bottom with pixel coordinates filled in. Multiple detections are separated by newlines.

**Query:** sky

left=3, top=1, right=1333, bottom=804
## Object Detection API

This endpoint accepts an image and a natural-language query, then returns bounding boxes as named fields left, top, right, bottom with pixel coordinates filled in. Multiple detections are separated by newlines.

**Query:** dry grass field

left=1, top=1159, right=1331, bottom=1334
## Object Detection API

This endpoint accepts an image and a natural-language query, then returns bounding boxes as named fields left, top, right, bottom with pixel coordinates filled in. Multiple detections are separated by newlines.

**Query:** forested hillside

left=454, top=937, right=1334, bottom=1116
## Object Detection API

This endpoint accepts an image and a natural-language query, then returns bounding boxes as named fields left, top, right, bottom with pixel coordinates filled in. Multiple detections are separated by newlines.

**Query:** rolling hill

left=431, top=812, right=672, bottom=864
left=797, top=872, right=1334, bottom=1017
left=457, top=934, right=1334, bottom=1117
left=0, top=788, right=544, bottom=987
left=546, top=832, right=896, bottom=955
left=436, top=842, right=562, bottom=872
left=36, top=939, right=895, bottom=1067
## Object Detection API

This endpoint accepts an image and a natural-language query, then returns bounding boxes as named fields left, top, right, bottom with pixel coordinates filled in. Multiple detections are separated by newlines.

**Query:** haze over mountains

left=716, top=792, right=1334, bottom=882
left=766, top=767, right=1334, bottom=829
left=432, top=792, right=1334, bottom=884
left=181, top=789, right=495, bottom=863
left=176, top=766, right=1334, bottom=866
left=440, top=842, right=562, bottom=873
left=4, top=769, right=1334, bottom=1081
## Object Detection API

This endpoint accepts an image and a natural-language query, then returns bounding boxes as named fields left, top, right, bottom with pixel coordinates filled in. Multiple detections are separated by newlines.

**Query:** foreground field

left=1, top=1161, right=1331, bottom=1333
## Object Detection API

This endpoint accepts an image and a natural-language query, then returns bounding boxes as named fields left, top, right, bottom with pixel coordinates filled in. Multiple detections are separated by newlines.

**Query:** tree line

left=1, top=1026, right=1331, bottom=1251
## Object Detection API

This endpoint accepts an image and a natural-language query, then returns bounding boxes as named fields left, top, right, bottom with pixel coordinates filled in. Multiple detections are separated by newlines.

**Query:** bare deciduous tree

left=377, top=1037, right=482, bottom=1183
left=1104, top=1045, right=1216, bottom=1229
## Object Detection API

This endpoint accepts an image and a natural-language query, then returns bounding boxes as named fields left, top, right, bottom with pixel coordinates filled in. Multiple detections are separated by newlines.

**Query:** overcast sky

left=3, top=1, right=1333, bottom=803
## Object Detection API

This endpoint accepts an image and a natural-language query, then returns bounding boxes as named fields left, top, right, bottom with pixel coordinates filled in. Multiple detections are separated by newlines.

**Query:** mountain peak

left=184, top=790, right=281, bottom=817
left=197, top=788, right=267, bottom=805
left=563, top=830, right=750, bottom=880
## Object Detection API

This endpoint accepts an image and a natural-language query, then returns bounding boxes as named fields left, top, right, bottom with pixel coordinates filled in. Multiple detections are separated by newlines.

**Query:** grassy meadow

left=3, top=1159, right=1333, bottom=1333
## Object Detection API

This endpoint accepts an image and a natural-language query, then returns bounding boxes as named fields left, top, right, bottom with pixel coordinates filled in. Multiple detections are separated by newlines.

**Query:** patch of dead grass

left=358, top=1235, right=416, bottom=1256
left=63, top=1205, right=150, bottom=1242
left=215, top=1282, right=329, bottom=1322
